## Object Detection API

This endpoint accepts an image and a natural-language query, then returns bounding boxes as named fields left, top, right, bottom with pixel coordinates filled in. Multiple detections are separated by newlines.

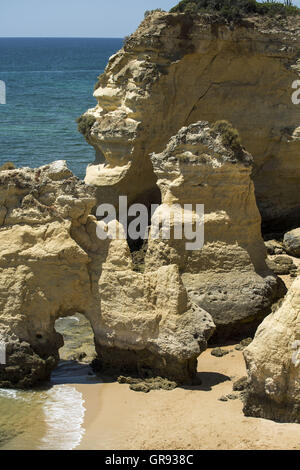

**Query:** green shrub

left=144, top=8, right=164, bottom=18
left=211, top=120, right=242, bottom=150
left=170, top=0, right=299, bottom=19
left=0, top=161, right=15, bottom=171
left=123, top=35, right=131, bottom=48
left=184, top=2, right=198, bottom=14
left=76, top=114, right=96, bottom=139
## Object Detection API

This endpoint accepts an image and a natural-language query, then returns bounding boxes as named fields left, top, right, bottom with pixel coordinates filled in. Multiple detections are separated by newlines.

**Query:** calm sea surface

left=0, top=38, right=123, bottom=449
left=0, top=37, right=123, bottom=178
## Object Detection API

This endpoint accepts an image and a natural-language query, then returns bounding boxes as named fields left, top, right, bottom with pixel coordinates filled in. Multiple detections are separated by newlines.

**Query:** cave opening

left=52, top=314, right=97, bottom=383
left=126, top=184, right=162, bottom=273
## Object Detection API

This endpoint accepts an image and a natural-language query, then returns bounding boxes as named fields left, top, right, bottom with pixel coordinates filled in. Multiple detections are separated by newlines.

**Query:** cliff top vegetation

left=170, top=0, right=299, bottom=20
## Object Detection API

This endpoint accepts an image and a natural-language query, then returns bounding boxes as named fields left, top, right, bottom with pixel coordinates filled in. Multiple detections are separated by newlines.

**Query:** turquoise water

left=0, top=38, right=123, bottom=178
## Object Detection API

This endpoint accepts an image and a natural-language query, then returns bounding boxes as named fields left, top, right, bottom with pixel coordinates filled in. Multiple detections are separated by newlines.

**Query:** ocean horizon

left=0, top=36, right=123, bottom=38
left=0, top=37, right=123, bottom=179
left=0, top=37, right=123, bottom=450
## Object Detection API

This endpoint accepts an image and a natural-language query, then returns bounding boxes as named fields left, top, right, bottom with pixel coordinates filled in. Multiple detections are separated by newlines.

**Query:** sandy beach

left=76, top=344, right=300, bottom=450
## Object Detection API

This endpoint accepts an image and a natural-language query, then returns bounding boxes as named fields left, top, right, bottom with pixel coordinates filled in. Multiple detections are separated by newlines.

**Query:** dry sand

left=76, top=344, right=300, bottom=450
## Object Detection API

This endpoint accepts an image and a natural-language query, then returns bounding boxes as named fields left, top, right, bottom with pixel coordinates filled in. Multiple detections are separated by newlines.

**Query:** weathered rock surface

left=264, top=239, right=285, bottom=255
left=284, top=228, right=300, bottom=257
left=266, top=255, right=297, bottom=275
left=145, top=122, right=285, bottom=340
left=0, top=161, right=98, bottom=387
left=0, top=161, right=215, bottom=387
left=96, top=234, right=215, bottom=382
left=80, top=11, right=300, bottom=230
left=243, top=276, right=300, bottom=423
left=233, top=376, right=248, bottom=392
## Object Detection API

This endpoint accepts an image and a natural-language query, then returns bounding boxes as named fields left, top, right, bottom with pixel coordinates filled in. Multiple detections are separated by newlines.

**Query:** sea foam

left=38, top=385, right=86, bottom=450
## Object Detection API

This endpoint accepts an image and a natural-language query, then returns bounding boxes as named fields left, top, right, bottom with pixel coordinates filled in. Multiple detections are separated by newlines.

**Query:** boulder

left=264, top=239, right=285, bottom=256
left=266, top=255, right=297, bottom=275
left=284, top=228, right=300, bottom=257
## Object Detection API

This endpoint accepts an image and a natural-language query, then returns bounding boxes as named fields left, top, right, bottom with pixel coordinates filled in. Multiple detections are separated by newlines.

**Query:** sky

left=1, top=0, right=176, bottom=37
left=1, top=0, right=300, bottom=38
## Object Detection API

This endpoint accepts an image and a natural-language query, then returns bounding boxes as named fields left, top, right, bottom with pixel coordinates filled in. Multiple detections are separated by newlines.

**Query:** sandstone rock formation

left=284, top=228, right=300, bottom=257
left=96, top=234, right=215, bottom=382
left=80, top=11, right=300, bottom=230
left=0, top=161, right=215, bottom=387
left=0, top=161, right=98, bottom=387
left=144, top=121, right=285, bottom=340
left=243, top=276, right=300, bottom=423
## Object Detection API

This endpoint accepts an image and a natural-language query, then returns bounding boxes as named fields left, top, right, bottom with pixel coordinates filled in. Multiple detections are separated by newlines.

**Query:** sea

left=0, top=37, right=123, bottom=178
left=0, top=37, right=123, bottom=450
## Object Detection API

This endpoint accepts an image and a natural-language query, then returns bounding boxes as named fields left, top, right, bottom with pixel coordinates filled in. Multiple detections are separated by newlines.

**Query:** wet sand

left=76, top=345, right=300, bottom=450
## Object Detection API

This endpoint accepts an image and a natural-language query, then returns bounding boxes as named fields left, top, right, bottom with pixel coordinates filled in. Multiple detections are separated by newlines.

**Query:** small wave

left=38, top=385, right=86, bottom=450
left=0, top=388, right=34, bottom=402
left=56, top=316, right=80, bottom=326
left=68, top=316, right=80, bottom=322
left=0, top=388, right=46, bottom=404
left=0, top=389, right=19, bottom=400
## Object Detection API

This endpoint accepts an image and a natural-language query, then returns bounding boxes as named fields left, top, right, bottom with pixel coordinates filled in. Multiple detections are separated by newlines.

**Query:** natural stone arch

left=0, top=161, right=215, bottom=388
left=54, top=313, right=96, bottom=364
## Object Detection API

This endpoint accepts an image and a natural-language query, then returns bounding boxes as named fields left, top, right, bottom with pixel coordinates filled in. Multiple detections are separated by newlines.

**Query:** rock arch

left=0, top=161, right=215, bottom=388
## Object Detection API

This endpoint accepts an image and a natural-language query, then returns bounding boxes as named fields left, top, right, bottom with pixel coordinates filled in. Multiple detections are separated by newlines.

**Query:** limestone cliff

left=97, top=235, right=215, bottom=382
left=243, top=276, right=300, bottom=423
left=81, top=11, right=300, bottom=230
left=145, top=121, right=285, bottom=340
left=0, top=162, right=215, bottom=387
left=0, top=11, right=299, bottom=424
left=0, top=161, right=98, bottom=387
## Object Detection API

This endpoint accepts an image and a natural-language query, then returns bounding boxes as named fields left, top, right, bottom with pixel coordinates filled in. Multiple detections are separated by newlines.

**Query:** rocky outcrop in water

left=80, top=11, right=300, bottom=231
left=243, top=276, right=300, bottom=423
left=0, top=161, right=215, bottom=387
left=144, top=121, right=285, bottom=340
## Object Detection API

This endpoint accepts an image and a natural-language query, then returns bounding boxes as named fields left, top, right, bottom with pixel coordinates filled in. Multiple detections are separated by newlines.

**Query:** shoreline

left=76, top=345, right=300, bottom=450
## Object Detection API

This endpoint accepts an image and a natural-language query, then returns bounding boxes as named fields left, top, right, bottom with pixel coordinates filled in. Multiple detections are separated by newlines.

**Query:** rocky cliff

left=145, top=121, right=285, bottom=340
left=0, top=162, right=215, bottom=387
left=0, top=9, right=299, bottom=427
left=81, top=11, right=300, bottom=231
left=0, top=161, right=98, bottom=387
left=97, top=234, right=215, bottom=382
left=243, top=276, right=300, bottom=423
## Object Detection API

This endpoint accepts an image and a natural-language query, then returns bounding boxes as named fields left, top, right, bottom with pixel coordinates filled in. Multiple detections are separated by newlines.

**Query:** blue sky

left=1, top=0, right=175, bottom=37
left=1, top=0, right=300, bottom=37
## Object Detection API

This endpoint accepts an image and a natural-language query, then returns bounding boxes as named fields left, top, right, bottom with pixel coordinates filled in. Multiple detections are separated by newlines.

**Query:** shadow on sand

left=50, top=360, right=102, bottom=386
left=181, top=371, right=231, bottom=391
